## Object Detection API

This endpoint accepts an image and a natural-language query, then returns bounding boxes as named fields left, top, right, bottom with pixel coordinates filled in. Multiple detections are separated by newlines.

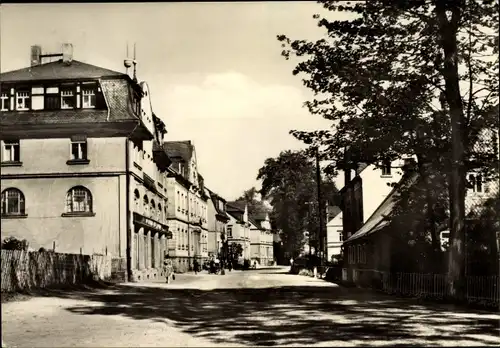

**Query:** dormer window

left=61, top=89, right=75, bottom=109
left=16, top=90, right=30, bottom=111
left=1, top=92, right=10, bottom=111
left=82, top=88, right=96, bottom=108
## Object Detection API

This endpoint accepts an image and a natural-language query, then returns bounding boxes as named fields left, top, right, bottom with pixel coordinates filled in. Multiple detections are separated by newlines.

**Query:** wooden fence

left=1, top=250, right=121, bottom=292
left=346, top=268, right=500, bottom=307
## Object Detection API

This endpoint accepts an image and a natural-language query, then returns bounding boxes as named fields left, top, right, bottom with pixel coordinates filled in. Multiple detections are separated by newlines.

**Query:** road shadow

left=18, top=282, right=500, bottom=346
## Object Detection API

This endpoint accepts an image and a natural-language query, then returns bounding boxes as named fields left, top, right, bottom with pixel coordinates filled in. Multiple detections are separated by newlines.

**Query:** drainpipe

left=125, top=138, right=132, bottom=281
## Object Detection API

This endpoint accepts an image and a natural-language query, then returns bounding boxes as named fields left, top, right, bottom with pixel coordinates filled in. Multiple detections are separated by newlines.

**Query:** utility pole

left=315, top=146, right=324, bottom=266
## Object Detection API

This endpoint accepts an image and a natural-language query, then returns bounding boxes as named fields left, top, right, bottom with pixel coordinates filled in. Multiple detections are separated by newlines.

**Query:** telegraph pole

left=315, top=146, right=324, bottom=266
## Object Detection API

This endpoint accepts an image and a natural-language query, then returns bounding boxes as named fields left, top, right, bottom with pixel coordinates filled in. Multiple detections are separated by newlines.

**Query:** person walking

left=193, top=259, right=199, bottom=275
left=163, top=254, right=174, bottom=284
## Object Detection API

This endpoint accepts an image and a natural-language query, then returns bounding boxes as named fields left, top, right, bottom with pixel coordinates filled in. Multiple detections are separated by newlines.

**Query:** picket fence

left=1, top=250, right=117, bottom=292
left=380, top=271, right=500, bottom=305
left=348, top=269, right=499, bottom=306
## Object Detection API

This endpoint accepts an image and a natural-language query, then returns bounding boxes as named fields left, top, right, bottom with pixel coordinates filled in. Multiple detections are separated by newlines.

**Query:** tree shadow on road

left=16, top=283, right=500, bottom=346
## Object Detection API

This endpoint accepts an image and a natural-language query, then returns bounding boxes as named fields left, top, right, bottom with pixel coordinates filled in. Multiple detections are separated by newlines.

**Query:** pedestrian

left=193, top=259, right=199, bottom=275
left=163, top=254, right=174, bottom=284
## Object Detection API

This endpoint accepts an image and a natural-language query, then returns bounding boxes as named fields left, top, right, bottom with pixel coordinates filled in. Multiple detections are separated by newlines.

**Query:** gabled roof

left=227, top=201, right=245, bottom=212
left=207, top=189, right=230, bottom=220
left=345, top=171, right=419, bottom=243
left=326, top=206, right=342, bottom=226
left=163, top=140, right=194, bottom=162
left=0, top=59, right=127, bottom=82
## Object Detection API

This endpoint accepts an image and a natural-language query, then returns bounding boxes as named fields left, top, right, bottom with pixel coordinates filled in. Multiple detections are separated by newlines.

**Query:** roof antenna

left=132, top=43, right=138, bottom=82
left=123, top=41, right=133, bottom=75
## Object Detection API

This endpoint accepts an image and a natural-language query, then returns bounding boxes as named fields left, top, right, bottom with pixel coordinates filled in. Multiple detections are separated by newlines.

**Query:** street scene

left=3, top=267, right=500, bottom=347
left=1, top=1, right=499, bottom=347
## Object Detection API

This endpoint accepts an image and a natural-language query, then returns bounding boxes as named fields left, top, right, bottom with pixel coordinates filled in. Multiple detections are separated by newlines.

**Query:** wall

left=327, top=213, right=343, bottom=259
left=1, top=176, right=125, bottom=257
left=1, top=137, right=126, bottom=175
left=1, top=250, right=125, bottom=292
left=359, top=163, right=403, bottom=223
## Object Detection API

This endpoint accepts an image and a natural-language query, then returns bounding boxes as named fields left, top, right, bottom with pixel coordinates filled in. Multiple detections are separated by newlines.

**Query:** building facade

left=226, top=202, right=251, bottom=262
left=0, top=44, right=173, bottom=282
left=249, top=212, right=274, bottom=266
left=326, top=206, right=342, bottom=261
left=206, top=188, right=229, bottom=258
left=164, top=140, right=209, bottom=273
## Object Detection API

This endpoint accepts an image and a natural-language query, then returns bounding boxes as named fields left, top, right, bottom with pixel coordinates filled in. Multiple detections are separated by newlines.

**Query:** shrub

left=1, top=236, right=29, bottom=251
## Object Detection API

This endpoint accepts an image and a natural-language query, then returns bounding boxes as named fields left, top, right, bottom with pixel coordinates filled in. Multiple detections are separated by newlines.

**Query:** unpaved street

left=2, top=267, right=500, bottom=347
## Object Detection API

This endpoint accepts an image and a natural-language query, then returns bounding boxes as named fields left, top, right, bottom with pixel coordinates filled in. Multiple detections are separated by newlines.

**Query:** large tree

left=257, top=150, right=340, bottom=258
left=278, top=0, right=498, bottom=298
left=235, top=187, right=267, bottom=216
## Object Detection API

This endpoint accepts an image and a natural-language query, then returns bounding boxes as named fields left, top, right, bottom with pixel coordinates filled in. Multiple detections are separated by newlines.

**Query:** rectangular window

left=70, top=140, right=87, bottom=160
left=2, top=140, right=20, bottom=162
left=381, top=161, right=392, bottom=176
left=61, top=89, right=75, bottom=109
left=16, top=91, right=30, bottom=110
left=82, top=89, right=96, bottom=108
left=44, top=87, right=60, bottom=110
left=227, top=225, right=233, bottom=237
left=1, top=92, right=10, bottom=111
left=338, top=230, right=343, bottom=242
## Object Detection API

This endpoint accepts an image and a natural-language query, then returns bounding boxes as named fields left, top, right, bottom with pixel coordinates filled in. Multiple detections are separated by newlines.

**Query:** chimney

left=30, top=45, right=42, bottom=67
left=62, top=43, right=73, bottom=64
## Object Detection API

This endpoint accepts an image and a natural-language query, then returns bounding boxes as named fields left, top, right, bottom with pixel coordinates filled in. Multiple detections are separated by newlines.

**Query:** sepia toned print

left=1, top=2, right=499, bottom=347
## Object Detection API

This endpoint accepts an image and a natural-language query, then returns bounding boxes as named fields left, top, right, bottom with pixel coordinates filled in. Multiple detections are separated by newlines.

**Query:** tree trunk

left=435, top=4, right=467, bottom=300
left=416, top=155, right=441, bottom=254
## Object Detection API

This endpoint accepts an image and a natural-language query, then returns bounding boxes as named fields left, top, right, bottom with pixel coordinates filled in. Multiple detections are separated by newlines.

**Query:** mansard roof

left=0, top=59, right=126, bottom=82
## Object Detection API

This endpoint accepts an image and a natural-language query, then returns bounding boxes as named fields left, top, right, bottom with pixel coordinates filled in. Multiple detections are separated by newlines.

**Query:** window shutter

left=26, top=96, right=31, bottom=110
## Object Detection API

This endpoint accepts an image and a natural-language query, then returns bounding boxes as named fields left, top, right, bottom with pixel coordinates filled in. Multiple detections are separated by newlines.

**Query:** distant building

left=0, top=44, right=173, bottom=282
left=206, top=188, right=230, bottom=258
left=248, top=211, right=274, bottom=266
left=226, top=201, right=251, bottom=262
left=164, top=140, right=209, bottom=273
left=326, top=206, right=342, bottom=261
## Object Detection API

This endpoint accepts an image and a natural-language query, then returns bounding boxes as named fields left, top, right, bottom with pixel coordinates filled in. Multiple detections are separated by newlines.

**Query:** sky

left=0, top=2, right=334, bottom=200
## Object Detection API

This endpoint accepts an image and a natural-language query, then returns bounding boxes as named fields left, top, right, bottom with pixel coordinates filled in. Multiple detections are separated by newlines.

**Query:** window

left=16, top=91, right=30, bottom=110
left=45, top=87, right=60, bottom=110
left=381, top=161, right=391, bottom=176
left=1, top=92, right=10, bottom=111
left=2, top=140, right=20, bottom=163
left=150, top=200, right=156, bottom=216
left=143, top=195, right=149, bottom=215
left=31, top=87, right=44, bottom=110
left=468, top=173, right=483, bottom=193
left=227, top=225, right=233, bottom=237
left=1, top=188, right=26, bottom=217
left=134, top=189, right=140, bottom=209
left=338, top=230, right=343, bottom=242
left=82, top=88, right=96, bottom=108
left=70, top=139, right=87, bottom=161
left=61, top=88, right=75, bottom=109
left=65, top=186, right=93, bottom=215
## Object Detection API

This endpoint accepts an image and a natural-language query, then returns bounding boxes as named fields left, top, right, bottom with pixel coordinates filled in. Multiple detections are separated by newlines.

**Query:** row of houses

left=0, top=44, right=274, bottom=282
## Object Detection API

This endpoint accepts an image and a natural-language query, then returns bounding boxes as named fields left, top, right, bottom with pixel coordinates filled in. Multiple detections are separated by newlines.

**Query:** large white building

left=164, top=141, right=209, bottom=273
